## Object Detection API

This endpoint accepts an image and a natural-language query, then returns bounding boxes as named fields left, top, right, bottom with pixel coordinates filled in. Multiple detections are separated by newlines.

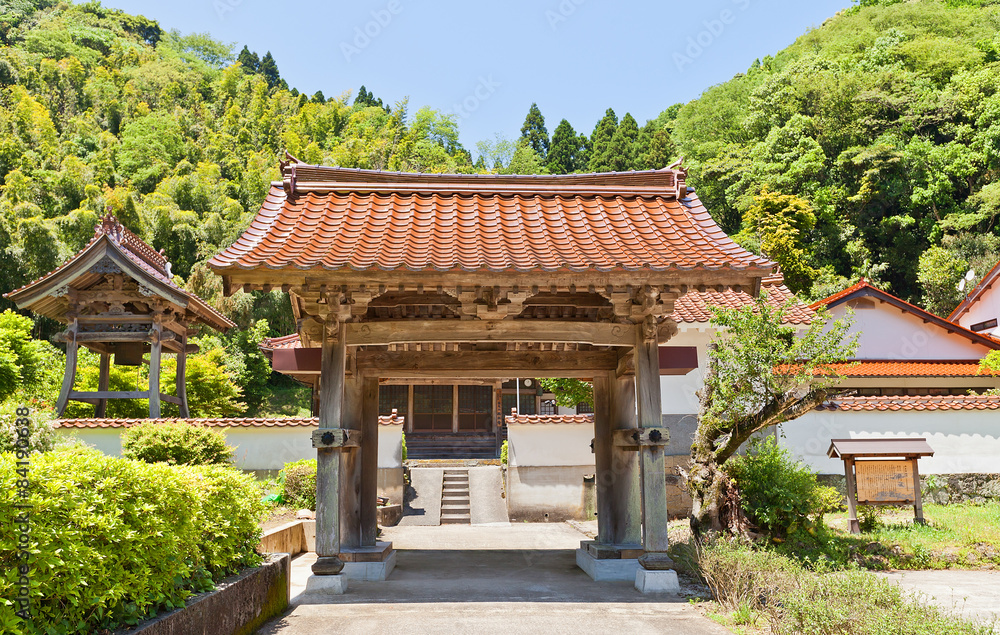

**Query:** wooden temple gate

left=209, top=158, right=775, bottom=592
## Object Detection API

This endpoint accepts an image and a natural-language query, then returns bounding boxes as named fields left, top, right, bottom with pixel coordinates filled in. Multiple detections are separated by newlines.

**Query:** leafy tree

left=0, top=309, right=47, bottom=400
left=737, top=189, right=819, bottom=294
left=502, top=141, right=547, bottom=175
left=519, top=103, right=549, bottom=160
left=237, top=45, right=259, bottom=73
left=163, top=349, right=245, bottom=417
left=588, top=108, right=618, bottom=172
left=538, top=379, right=593, bottom=408
left=918, top=245, right=969, bottom=316
left=258, top=51, right=281, bottom=90
left=547, top=119, right=583, bottom=174
left=689, top=295, right=857, bottom=537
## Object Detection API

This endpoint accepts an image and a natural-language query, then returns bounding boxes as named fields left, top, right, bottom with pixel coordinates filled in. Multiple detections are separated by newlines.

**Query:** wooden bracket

left=311, top=428, right=363, bottom=449
left=613, top=427, right=670, bottom=450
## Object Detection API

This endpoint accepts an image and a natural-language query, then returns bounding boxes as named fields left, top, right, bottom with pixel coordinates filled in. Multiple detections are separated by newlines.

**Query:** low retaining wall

left=818, top=473, right=1000, bottom=506
left=131, top=553, right=289, bottom=635
left=259, top=520, right=315, bottom=557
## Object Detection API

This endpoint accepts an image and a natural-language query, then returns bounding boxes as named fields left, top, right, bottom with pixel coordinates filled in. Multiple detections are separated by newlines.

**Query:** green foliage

left=400, top=432, right=407, bottom=462
left=546, top=119, right=585, bottom=174
left=0, top=309, right=49, bottom=400
left=163, top=349, right=245, bottom=417
left=0, top=448, right=265, bottom=635
left=0, top=401, right=55, bottom=453
left=538, top=378, right=593, bottom=408
left=918, top=245, right=968, bottom=316
left=500, top=439, right=508, bottom=465
left=279, top=458, right=317, bottom=510
left=121, top=421, right=234, bottom=465
left=981, top=350, right=1000, bottom=373
left=587, top=108, right=618, bottom=172
left=725, top=436, right=841, bottom=537
left=737, top=189, right=818, bottom=294
left=519, top=103, right=549, bottom=160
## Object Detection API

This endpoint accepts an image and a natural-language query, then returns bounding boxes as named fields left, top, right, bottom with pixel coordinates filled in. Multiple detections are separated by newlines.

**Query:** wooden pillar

left=844, top=458, right=860, bottom=534
left=635, top=319, right=671, bottom=569
left=55, top=318, right=79, bottom=417
left=452, top=384, right=459, bottom=433
left=313, top=319, right=346, bottom=576
left=593, top=373, right=614, bottom=544
left=176, top=331, right=189, bottom=418
left=340, top=375, right=363, bottom=550
left=361, top=377, right=379, bottom=546
left=610, top=372, right=642, bottom=546
left=95, top=352, right=110, bottom=418
left=148, top=322, right=162, bottom=419
left=407, top=384, right=414, bottom=434
left=911, top=457, right=925, bottom=525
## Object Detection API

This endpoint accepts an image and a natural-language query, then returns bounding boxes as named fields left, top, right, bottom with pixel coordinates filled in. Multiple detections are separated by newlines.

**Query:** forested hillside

left=1, top=0, right=998, bottom=417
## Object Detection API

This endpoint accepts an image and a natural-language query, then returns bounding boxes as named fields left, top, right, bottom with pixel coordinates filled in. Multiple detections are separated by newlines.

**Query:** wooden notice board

left=855, top=460, right=915, bottom=504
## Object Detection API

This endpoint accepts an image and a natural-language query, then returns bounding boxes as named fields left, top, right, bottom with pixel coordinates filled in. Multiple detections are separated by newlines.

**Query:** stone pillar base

left=304, top=573, right=348, bottom=596
left=340, top=542, right=396, bottom=581
left=576, top=549, right=639, bottom=582
left=634, top=567, right=680, bottom=594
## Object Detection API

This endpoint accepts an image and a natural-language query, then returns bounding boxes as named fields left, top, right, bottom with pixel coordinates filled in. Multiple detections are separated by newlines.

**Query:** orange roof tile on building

left=818, top=394, right=1000, bottom=412
left=56, top=414, right=405, bottom=428
left=830, top=360, right=997, bottom=377
left=673, top=276, right=815, bottom=325
left=506, top=413, right=594, bottom=425
left=209, top=163, right=774, bottom=277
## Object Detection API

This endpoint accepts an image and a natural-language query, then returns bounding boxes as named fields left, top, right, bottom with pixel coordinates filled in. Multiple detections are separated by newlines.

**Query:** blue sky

left=103, top=0, right=850, bottom=155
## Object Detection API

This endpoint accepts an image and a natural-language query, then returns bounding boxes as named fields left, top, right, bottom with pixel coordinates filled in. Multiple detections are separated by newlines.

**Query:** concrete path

left=398, top=468, right=442, bottom=526
left=258, top=524, right=730, bottom=635
left=468, top=466, right=509, bottom=525
left=876, top=569, right=1000, bottom=626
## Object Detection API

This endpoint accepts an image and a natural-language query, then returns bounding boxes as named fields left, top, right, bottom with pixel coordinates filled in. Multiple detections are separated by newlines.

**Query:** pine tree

left=576, top=133, right=591, bottom=172
left=355, top=85, right=370, bottom=106
left=259, top=51, right=281, bottom=89
left=606, top=113, right=640, bottom=172
left=638, top=121, right=676, bottom=170
left=237, top=45, right=259, bottom=73
left=547, top=119, right=580, bottom=174
left=587, top=108, right=618, bottom=172
left=520, top=103, right=549, bottom=160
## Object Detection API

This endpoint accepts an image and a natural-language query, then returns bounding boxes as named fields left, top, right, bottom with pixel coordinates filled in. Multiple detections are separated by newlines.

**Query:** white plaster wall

left=955, top=287, right=1000, bottom=339
left=828, top=302, right=990, bottom=360
left=380, top=424, right=403, bottom=468
left=507, top=423, right=595, bottom=467
left=58, top=424, right=404, bottom=471
left=660, top=328, right=713, bottom=416
left=779, top=409, right=1000, bottom=475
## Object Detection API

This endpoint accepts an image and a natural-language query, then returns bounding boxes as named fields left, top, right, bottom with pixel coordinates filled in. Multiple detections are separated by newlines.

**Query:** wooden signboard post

left=828, top=438, right=934, bottom=534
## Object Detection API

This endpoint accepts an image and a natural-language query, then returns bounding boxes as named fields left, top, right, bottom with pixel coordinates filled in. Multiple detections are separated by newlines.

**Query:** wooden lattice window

left=379, top=385, right=408, bottom=416
left=413, top=385, right=453, bottom=431
left=458, top=385, right=492, bottom=432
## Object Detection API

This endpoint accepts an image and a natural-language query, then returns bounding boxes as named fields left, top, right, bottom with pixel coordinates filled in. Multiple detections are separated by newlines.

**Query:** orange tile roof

left=261, top=334, right=302, bottom=351
left=673, top=278, right=815, bottom=325
left=507, top=413, right=594, bottom=425
left=832, top=361, right=997, bottom=377
left=818, top=394, right=1000, bottom=412
left=208, top=164, right=774, bottom=276
left=811, top=279, right=1000, bottom=351
left=56, top=415, right=404, bottom=428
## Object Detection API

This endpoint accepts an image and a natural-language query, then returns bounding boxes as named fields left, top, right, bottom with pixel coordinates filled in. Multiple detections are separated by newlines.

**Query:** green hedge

left=121, top=421, right=234, bottom=465
left=0, top=448, right=266, bottom=635
left=280, top=458, right=317, bottom=510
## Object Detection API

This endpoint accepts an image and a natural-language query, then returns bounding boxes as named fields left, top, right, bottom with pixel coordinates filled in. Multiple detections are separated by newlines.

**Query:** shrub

left=500, top=439, right=508, bottom=465
left=0, top=402, right=55, bottom=453
left=0, top=448, right=266, bottom=635
left=725, top=435, right=840, bottom=537
left=698, top=539, right=803, bottom=612
left=121, top=421, right=234, bottom=465
left=774, top=569, right=994, bottom=635
left=280, top=458, right=317, bottom=510
left=401, top=432, right=407, bottom=462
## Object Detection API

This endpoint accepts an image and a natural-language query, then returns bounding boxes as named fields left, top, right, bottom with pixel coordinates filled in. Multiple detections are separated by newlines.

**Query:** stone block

left=302, top=520, right=316, bottom=552
left=343, top=549, right=396, bottom=581
left=576, top=548, right=639, bottom=582
left=634, top=567, right=680, bottom=594
left=304, top=574, right=348, bottom=596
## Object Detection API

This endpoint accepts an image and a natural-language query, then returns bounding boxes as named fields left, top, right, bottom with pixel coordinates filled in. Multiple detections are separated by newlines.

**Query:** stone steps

left=439, top=468, right=471, bottom=525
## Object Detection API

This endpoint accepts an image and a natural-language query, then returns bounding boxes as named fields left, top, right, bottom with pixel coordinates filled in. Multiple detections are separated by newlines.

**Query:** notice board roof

left=827, top=438, right=935, bottom=459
